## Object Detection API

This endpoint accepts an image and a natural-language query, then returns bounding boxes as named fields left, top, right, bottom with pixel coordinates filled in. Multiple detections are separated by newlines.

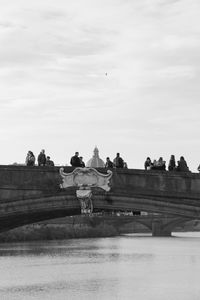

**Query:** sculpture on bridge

left=59, top=167, right=113, bottom=214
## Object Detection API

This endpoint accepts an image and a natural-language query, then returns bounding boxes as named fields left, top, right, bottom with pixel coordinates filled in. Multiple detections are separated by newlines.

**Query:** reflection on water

left=0, top=233, right=200, bottom=300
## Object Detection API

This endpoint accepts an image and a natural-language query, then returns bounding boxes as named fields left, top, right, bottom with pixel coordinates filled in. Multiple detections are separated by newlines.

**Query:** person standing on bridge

left=37, top=149, right=46, bottom=166
left=168, top=155, right=176, bottom=171
left=25, top=151, right=35, bottom=166
left=113, top=153, right=124, bottom=168
left=70, top=152, right=81, bottom=167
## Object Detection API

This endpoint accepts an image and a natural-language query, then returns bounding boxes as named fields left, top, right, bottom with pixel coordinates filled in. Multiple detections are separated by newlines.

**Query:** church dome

left=86, top=147, right=105, bottom=168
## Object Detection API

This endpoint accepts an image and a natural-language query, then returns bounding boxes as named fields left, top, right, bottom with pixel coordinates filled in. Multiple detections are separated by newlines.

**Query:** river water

left=0, top=232, right=200, bottom=300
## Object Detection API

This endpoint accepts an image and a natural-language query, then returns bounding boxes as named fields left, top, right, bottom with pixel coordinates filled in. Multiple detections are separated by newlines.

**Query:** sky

left=0, top=0, right=200, bottom=171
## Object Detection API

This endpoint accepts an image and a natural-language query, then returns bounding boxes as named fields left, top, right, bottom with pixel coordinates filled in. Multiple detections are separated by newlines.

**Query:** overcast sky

left=0, top=0, right=200, bottom=171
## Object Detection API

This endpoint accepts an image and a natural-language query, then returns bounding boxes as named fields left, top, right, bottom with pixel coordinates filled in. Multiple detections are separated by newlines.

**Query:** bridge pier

left=152, top=220, right=171, bottom=237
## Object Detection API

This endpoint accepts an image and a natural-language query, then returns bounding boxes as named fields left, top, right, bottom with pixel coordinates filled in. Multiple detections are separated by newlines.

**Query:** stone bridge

left=0, top=165, right=200, bottom=236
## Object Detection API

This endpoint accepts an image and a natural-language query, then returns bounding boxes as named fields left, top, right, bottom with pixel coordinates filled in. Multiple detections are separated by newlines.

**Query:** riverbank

left=0, top=215, right=149, bottom=242
left=0, top=215, right=199, bottom=242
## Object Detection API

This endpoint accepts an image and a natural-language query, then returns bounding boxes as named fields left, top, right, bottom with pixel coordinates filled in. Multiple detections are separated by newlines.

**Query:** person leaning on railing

left=113, top=153, right=124, bottom=168
left=168, top=155, right=176, bottom=171
left=25, top=151, right=35, bottom=166
left=144, top=157, right=152, bottom=170
left=176, top=156, right=190, bottom=172
left=105, top=157, right=113, bottom=168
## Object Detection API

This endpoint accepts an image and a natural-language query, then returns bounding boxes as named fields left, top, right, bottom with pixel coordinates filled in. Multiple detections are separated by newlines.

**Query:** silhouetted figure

left=123, top=162, right=128, bottom=168
left=46, top=156, right=54, bottom=166
left=105, top=157, right=113, bottom=168
left=113, top=153, right=124, bottom=168
left=79, top=156, right=85, bottom=167
left=144, top=157, right=152, bottom=170
left=25, top=151, right=35, bottom=166
left=151, top=159, right=158, bottom=170
left=70, top=152, right=81, bottom=167
left=38, top=149, right=46, bottom=166
left=168, top=155, right=176, bottom=171
left=151, top=157, right=166, bottom=170
left=197, top=164, right=200, bottom=172
left=157, top=157, right=166, bottom=170
left=176, top=156, right=190, bottom=172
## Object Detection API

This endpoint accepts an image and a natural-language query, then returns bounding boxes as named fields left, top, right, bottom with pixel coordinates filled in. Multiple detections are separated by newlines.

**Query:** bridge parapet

left=0, top=165, right=200, bottom=233
left=1, top=165, right=200, bottom=197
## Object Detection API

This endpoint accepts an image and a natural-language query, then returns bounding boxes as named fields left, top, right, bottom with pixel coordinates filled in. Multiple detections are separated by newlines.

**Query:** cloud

left=0, top=21, right=15, bottom=29
left=152, top=35, right=200, bottom=51
left=155, top=65, right=196, bottom=80
left=0, top=0, right=200, bottom=170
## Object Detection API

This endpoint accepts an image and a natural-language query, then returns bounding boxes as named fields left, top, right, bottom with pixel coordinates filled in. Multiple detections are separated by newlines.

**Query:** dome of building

left=86, top=147, right=105, bottom=168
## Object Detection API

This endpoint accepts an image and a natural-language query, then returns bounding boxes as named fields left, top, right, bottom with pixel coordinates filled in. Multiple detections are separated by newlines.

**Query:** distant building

left=86, top=146, right=105, bottom=168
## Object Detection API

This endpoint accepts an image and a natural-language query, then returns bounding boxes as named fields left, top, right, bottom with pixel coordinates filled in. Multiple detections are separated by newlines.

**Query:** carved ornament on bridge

left=59, top=167, right=113, bottom=214
left=59, top=167, right=112, bottom=191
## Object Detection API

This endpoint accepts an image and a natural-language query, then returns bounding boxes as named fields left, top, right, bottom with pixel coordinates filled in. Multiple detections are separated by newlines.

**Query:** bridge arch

left=0, top=194, right=81, bottom=233
left=0, top=165, right=200, bottom=235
